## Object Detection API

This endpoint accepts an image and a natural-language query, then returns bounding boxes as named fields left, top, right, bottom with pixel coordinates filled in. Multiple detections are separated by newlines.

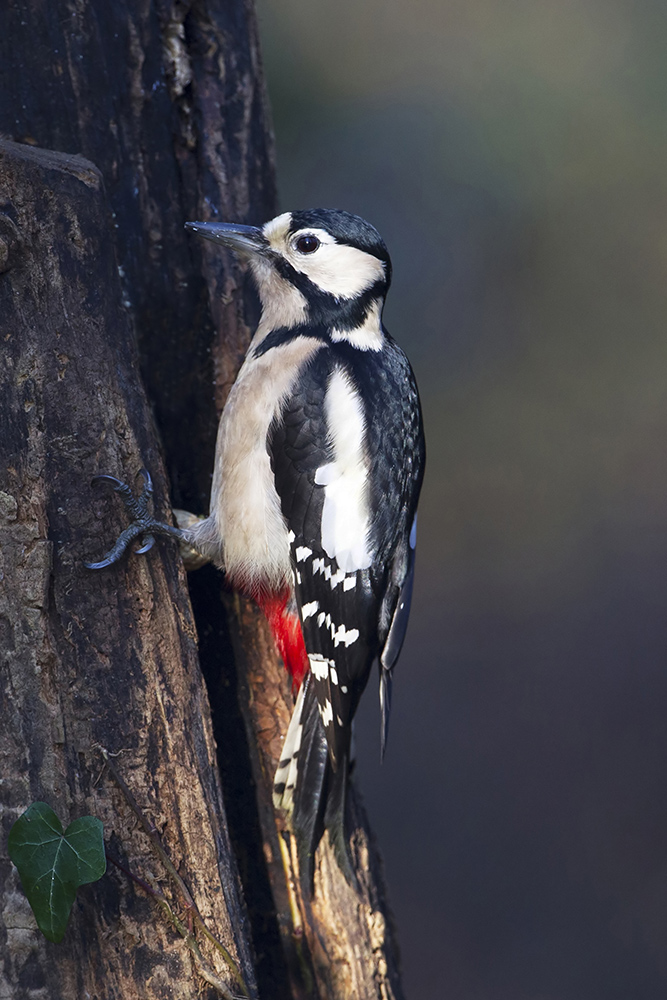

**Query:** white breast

left=190, top=336, right=323, bottom=592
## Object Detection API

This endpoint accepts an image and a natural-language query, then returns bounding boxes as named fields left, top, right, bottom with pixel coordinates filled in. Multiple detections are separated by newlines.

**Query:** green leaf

left=8, top=802, right=106, bottom=943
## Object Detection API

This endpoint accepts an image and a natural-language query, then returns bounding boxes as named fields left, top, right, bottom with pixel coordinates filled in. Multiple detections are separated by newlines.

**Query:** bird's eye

left=294, top=234, right=320, bottom=254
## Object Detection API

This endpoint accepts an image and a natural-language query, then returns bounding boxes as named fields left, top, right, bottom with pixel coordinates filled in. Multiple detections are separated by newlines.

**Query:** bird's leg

left=171, top=508, right=211, bottom=571
left=85, top=468, right=206, bottom=570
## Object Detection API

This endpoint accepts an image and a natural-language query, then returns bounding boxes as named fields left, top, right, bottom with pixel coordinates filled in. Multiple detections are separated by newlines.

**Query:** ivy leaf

left=8, top=801, right=106, bottom=943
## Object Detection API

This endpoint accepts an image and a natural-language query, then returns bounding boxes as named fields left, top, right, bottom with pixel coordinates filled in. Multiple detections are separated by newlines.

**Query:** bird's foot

left=85, top=468, right=184, bottom=569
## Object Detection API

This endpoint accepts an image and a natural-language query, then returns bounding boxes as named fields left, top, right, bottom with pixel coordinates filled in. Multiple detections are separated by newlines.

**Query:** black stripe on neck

left=272, top=257, right=386, bottom=331
left=251, top=325, right=328, bottom=358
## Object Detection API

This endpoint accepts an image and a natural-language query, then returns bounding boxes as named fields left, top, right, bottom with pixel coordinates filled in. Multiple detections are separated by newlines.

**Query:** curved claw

left=91, top=474, right=125, bottom=490
left=137, top=468, right=153, bottom=501
left=85, top=522, right=148, bottom=570
left=134, top=534, right=155, bottom=555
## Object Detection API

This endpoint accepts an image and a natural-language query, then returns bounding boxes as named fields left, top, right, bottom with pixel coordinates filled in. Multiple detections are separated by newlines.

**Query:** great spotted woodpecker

left=88, top=209, right=425, bottom=887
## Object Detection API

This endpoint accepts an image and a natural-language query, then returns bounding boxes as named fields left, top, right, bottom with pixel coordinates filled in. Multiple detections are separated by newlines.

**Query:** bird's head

left=186, top=209, right=392, bottom=338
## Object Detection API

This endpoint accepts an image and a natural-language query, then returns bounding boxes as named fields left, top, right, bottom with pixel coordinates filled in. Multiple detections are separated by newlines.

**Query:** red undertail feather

left=256, top=590, right=309, bottom=689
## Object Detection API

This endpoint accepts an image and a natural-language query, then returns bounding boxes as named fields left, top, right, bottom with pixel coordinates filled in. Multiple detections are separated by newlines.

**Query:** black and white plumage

left=89, top=207, right=425, bottom=889
left=186, top=208, right=425, bottom=886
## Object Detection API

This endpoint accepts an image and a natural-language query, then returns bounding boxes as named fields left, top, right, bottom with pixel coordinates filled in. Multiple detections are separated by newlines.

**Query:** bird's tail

left=273, top=673, right=355, bottom=893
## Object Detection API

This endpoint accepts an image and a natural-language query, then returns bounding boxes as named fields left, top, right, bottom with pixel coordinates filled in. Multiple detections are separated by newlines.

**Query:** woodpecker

left=88, top=208, right=425, bottom=888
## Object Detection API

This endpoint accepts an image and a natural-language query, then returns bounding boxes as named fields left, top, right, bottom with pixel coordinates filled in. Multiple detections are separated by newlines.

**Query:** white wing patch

left=315, top=368, right=372, bottom=573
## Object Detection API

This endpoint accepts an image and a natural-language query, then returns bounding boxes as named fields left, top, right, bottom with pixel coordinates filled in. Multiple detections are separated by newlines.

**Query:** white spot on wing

left=332, top=624, right=360, bottom=648
left=315, top=369, right=372, bottom=573
left=320, top=700, right=333, bottom=727
left=329, top=567, right=346, bottom=589
left=343, top=575, right=356, bottom=591
left=295, top=545, right=312, bottom=562
left=301, top=601, right=319, bottom=619
left=309, top=653, right=331, bottom=680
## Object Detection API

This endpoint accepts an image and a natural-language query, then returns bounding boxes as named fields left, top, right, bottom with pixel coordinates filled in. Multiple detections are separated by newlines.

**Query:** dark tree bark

left=0, top=139, right=257, bottom=1000
left=0, top=3, right=406, bottom=998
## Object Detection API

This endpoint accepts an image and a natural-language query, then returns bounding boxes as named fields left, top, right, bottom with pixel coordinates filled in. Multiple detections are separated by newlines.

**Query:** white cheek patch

left=298, top=243, right=385, bottom=299
left=284, top=228, right=386, bottom=300
left=315, top=369, right=372, bottom=573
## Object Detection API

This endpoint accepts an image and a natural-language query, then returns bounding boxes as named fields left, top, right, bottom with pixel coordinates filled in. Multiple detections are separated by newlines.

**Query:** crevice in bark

left=188, top=565, right=293, bottom=1000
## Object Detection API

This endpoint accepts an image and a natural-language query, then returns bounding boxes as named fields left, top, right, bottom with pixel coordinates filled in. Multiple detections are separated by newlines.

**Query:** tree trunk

left=0, top=138, right=257, bottom=999
left=0, top=3, right=406, bottom=998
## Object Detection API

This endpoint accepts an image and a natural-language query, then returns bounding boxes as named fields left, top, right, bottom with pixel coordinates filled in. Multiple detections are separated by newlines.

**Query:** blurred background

left=254, top=1, right=667, bottom=996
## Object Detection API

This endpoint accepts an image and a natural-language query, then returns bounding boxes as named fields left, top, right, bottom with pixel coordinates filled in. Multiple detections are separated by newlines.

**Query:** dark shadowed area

left=255, top=0, right=667, bottom=996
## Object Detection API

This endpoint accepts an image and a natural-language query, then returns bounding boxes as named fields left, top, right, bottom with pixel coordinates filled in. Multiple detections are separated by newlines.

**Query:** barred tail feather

left=273, top=680, right=307, bottom=812
left=274, top=673, right=355, bottom=892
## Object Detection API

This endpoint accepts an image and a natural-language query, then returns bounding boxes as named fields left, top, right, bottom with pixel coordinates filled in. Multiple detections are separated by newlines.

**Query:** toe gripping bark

left=85, top=469, right=184, bottom=570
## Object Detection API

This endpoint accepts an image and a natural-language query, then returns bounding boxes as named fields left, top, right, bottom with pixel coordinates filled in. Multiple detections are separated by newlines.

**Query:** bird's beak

left=185, top=220, right=269, bottom=257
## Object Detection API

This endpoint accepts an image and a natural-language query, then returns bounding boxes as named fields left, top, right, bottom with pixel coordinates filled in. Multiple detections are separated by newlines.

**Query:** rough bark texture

left=0, top=0, right=276, bottom=513
left=0, top=140, right=256, bottom=999
left=0, top=3, right=406, bottom=998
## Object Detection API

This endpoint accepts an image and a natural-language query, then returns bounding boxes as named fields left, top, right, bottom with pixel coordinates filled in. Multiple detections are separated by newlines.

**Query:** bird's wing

left=269, top=348, right=379, bottom=771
